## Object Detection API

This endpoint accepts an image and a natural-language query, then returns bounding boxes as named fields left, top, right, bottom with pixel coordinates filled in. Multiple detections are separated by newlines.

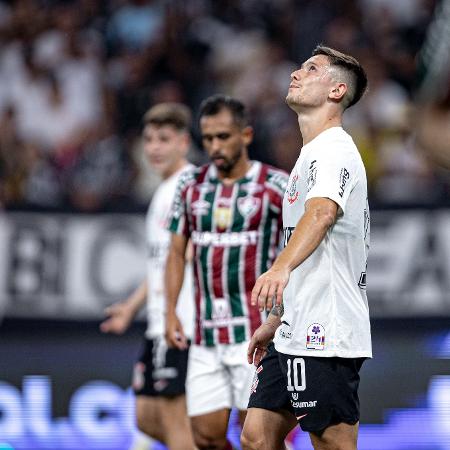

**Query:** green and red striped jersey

left=168, top=161, right=288, bottom=346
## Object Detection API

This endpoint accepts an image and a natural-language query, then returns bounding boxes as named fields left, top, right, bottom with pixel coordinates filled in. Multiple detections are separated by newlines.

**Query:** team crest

left=237, top=196, right=260, bottom=219
left=214, top=206, right=232, bottom=229
left=306, top=323, right=325, bottom=350
left=191, top=199, right=210, bottom=216
left=287, top=174, right=299, bottom=204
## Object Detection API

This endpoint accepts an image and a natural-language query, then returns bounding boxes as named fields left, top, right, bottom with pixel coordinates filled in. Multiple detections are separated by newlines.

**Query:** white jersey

left=145, top=164, right=195, bottom=339
left=274, top=127, right=372, bottom=358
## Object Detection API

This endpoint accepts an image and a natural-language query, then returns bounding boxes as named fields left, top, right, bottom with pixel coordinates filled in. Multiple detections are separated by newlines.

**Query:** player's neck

left=217, top=157, right=251, bottom=184
left=297, top=109, right=342, bottom=146
left=161, top=159, right=188, bottom=180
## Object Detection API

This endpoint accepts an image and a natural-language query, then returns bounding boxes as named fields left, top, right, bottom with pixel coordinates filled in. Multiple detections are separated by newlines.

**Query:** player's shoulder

left=313, top=130, right=360, bottom=165
left=175, top=164, right=203, bottom=189
left=261, top=163, right=289, bottom=193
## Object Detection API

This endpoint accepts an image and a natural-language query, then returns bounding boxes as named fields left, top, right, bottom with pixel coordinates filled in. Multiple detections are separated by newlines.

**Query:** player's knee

left=192, top=428, right=227, bottom=450
left=240, top=426, right=265, bottom=450
left=136, top=414, right=162, bottom=441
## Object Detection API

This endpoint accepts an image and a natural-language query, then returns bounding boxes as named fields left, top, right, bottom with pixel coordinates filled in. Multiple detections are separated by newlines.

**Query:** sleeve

left=167, top=171, right=193, bottom=237
left=304, top=147, right=356, bottom=214
left=266, top=169, right=289, bottom=214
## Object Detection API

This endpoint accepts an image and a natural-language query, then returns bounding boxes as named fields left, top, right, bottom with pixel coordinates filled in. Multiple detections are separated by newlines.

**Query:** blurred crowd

left=0, top=0, right=448, bottom=212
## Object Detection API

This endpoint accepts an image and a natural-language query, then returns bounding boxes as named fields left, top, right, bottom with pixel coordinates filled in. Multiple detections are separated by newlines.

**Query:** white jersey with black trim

left=274, top=127, right=372, bottom=358
left=145, top=164, right=195, bottom=339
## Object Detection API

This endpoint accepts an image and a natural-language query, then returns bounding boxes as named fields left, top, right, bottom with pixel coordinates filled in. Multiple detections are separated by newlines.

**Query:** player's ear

left=329, top=83, right=347, bottom=102
left=241, top=126, right=254, bottom=146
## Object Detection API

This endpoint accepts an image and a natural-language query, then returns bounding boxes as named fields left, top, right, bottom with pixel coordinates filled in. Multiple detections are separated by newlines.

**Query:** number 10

left=287, top=358, right=306, bottom=391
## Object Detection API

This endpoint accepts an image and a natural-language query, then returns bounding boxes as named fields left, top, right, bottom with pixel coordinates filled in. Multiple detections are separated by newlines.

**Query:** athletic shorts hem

left=135, top=390, right=186, bottom=399
left=301, top=416, right=359, bottom=433
left=188, top=400, right=233, bottom=417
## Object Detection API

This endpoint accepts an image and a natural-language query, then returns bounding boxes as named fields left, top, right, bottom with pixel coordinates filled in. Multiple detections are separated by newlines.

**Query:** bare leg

left=135, top=396, right=165, bottom=443
left=238, top=409, right=247, bottom=427
left=241, top=407, right=297, bottom=450
left=190, top=408, right=231, bottom=450
left=159, top=395, right=195, bottom=450
left=309, top=422, right=359, bottom=450
left=135, top=395, right=195, bottom=449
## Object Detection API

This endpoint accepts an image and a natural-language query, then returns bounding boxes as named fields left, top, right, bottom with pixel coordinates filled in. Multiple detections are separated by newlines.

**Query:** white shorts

left=186, top=341, right=256, bottom=417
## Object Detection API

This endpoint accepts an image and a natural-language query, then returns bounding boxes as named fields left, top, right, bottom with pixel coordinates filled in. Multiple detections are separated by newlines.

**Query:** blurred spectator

left=0, top=0, right=446, bottom=212
left=107, top=0, right=164, bottom=53
left=67, top=119, right=133, bottom=212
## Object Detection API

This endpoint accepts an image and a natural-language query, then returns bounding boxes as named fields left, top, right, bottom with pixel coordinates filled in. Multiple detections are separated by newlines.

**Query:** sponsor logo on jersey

left=292, top=400, right=317, bottom=409
left=287, top=174, right=299, bottom=204
left=191, top=199, right=210, bottom=216
left=192, top=230, right=259, bottom=247
left=196, top=182, right=215, bottom=194
left=279, top=325, right=292, bottom=340
left=306, top=323, right=325, bottom=350
left=237, top=196, right=260, bottom=219
left=307, top=160, right=317, bottom=192
left=338, top=168, right=350, bottom=197
left=214, top=206, right=232, bottom=229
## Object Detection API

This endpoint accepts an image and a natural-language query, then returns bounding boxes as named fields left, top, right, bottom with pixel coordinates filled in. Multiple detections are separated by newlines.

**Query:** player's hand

left=165, top=311, right=188, bottom=350
left=247, top=323, right=276, bottom=366
left=251, top=266, right=290, bottom=312
left=100, top=302, right=134, bottom=334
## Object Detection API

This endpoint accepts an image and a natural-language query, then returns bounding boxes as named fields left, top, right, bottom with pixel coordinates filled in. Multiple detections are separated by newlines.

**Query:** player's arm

left=100, top=280, right=148, bottom=334
left=165, top=233, right=189, bottom=349
left=247, top=304, right=284, bottom=365
left=251, top=197, right=338, bottom=312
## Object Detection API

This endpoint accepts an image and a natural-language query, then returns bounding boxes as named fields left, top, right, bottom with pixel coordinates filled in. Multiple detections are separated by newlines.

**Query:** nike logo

left=296, top=413, right=308, bottom=421
left=281, top=320, right=290, bottom=326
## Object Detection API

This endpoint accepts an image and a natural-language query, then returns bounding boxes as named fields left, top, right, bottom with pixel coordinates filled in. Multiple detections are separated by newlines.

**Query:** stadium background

left=0, top=0, right=449, bottom=449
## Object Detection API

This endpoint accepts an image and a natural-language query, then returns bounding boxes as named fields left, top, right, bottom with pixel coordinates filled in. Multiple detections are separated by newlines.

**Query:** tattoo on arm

left=270, top=303, right=284, bottom=317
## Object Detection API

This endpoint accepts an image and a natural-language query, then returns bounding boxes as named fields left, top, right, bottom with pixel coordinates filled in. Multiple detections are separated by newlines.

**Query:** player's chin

left=213, top=159, right=230, bottom=172
left=150, top=161, right=167, bottom=175
left=285, top=94, right=298, bottom=107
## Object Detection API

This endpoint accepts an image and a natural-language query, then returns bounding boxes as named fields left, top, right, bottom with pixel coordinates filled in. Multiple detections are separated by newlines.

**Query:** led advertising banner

left=0, top=211, right=449, bottom=320
left=0, top=318, right=449, bottom=450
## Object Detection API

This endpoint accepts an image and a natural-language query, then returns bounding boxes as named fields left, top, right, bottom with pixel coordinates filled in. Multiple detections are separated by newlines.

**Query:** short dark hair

left=143, top=102, right=192, bottom=130
left=313, top=45, right=368, bottom=109
left=199, top=94, right=248, bottom=127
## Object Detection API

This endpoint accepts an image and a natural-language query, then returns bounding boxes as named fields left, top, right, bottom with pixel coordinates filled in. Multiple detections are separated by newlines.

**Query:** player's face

left=142, top=124, right=188, bottom=178
left=200, top=109, right=252, bottom=174
left=286, top=54, right=335, bottom=110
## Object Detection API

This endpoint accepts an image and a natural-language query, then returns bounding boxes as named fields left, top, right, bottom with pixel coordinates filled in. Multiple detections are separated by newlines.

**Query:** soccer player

left=241, top=46, right=371, bottom=450
left=100, top=103, right=195, bottom=450
left=165, top=95, right=288, bottom=450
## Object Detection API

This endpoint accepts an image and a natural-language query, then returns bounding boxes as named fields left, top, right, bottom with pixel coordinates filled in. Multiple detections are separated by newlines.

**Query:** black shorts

left=248, top=343, right=365, bottom=432
left=132, top=337, right=189, bottom=398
